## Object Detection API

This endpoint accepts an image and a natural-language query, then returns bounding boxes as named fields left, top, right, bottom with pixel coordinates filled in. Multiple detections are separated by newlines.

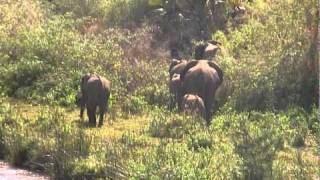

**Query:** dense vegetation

left=0, top=0, right=318, bottom=179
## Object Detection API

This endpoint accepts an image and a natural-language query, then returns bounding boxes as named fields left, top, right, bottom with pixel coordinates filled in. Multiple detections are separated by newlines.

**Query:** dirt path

left=0, top=161, right=49, bottom=180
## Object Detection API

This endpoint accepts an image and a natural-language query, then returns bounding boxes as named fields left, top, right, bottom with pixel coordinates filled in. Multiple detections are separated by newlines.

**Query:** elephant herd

left=169, top=43, right=223, bottom=125
left=76, top=42, right=223, bottom=127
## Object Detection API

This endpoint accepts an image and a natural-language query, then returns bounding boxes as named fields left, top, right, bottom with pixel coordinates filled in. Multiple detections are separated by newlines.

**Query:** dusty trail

left=0, top=161, right=49, bottom=180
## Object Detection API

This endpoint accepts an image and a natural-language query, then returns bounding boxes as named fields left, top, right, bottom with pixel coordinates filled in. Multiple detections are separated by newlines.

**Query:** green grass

left=0, top=98, right=319, bottom=179
left=0, top=0, right=318, bottom=179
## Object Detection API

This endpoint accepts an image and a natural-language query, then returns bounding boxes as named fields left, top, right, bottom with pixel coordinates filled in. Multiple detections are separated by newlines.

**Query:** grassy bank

left=0, top=0, right=319, bottom=179
left=0, top=98, right=319, bottom=179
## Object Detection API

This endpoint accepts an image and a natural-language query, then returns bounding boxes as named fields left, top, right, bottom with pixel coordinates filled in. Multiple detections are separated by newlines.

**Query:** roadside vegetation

left=0, top=0, right=318, bottom=179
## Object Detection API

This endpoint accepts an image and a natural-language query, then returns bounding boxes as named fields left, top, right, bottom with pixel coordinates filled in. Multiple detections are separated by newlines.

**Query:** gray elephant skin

left=76, top=74, right=111, bottom=127
left=169, top=59, right=188, bottom=79
left=179, top=60, right=223, bottom=125
left=168, top=59, right=188, bottom=108
left=181, top=94, right=206, bottom=119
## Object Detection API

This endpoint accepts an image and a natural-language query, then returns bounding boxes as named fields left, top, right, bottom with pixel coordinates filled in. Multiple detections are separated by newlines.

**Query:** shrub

left=273, top=149, right=316, bottom=179
left=51, top=0, right=149, bottom=26
left=128, top=141, right=243, bottom=179
left=148, top=108, right=204, bottom=139
left=211, top=111, right=290, bottom=179
left=122, top=95, right=148, bottom=115
left=286, top=106, right=309, bottom=147
left=213, top=0, right=318, bottom=111
left=187, top=131, right=212, bottom=151
left=71, top=155, right=106, bottom=179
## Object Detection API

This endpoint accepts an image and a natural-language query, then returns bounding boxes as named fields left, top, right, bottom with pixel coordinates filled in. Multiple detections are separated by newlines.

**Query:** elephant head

left=181, top=94, right=206, bottom=119
left=194, top=41, right=221, bottom=60
left=178, top=60, right=223, bottom=125
left=77, top=74, right=111, bottom=127
left=81, top=73, right=96, bottom=92
left=169, top=59, right=188, bottom=79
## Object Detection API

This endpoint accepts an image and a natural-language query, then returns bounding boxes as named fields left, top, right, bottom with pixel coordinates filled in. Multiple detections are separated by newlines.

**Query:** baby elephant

left=181, top=94, right=206, bottom=120
left=76, top=74, right=110, bottom=127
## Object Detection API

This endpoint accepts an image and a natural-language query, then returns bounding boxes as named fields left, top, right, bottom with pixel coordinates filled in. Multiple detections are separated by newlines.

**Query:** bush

left=211, top=111, right=290, bottom=179
left=273, top=149, right=316, bottom=179
left=213, top=0, right=318, bottom=111
left=148, top=108, right=204, bottom=139
left=71, top=155, right=106, bottom=179
left=286, top=106, right=309, bottom=147
left=51, top=0, right=149, bottom=26
left=122, top=95, right=148, bottom=115
left=129, top=141, right=243, bottom=179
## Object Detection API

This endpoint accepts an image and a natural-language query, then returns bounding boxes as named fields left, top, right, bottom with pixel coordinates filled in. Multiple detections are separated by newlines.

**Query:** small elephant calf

left=181, top=94, right=206, bottom=120
left=76, top=74, right=110, bottom=127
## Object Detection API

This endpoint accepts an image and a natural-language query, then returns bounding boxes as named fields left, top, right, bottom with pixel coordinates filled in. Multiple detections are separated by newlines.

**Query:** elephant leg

left=169, top=95, right=176, bottom=110
left=80, top=105, right=85, bottom=119
left=177, top=92, right=184, bottom=112
left=87, top=106, right=97, bottom=126
left=200, top=105, right=206, bottom=121
left=98, top=104, right=106, bottom=127
left=204, top=101, right=213, bottom=126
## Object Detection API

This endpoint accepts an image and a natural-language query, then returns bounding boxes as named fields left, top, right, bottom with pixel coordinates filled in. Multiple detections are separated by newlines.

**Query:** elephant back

left=180, top=60, right=223, bottom=85
left=82, top=75, right=110, bottom=102
left=97, top=76, right=111, bottom=92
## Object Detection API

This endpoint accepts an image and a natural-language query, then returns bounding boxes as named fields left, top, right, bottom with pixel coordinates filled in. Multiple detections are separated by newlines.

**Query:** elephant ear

left=180, top=60, right=199, bottom=81
left=169, top=59, right=181, bottom=72
left=207, top=61, right=223, bottom=84
left=81, top=74, right=91, bottom=84
left=80, top=73, right=91, bottom=91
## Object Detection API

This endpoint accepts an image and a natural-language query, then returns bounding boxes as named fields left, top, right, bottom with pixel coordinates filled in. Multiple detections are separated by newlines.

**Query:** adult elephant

left=76, top=74, right=111, bottom=127
left=178, top=60, right=223, bottom=125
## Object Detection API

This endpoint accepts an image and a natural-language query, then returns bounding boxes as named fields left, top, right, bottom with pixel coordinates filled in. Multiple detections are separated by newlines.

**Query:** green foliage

left=123, top=95, right=148, bottom=115
left=71, top=155, right=106, bottom=179
left=186, top=131, right=213, bottom=151
left=120, top=131, right=148, bottom=147
left=148, top=0, right=162, bottom=6
left=51, top=0, right=149, bottom=26
left=0, top=99, right=318, bottom=179
left=272, top=149, right=316, bottom=179
left=214, top=0, right=318, bottom=111
left=148, top=108, right=204, bottom=139
left=0, top=0, right=318, bottom=179
left=211, top=111, right=290, bottom=179
left=129, top=142, right=243, bottom=179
